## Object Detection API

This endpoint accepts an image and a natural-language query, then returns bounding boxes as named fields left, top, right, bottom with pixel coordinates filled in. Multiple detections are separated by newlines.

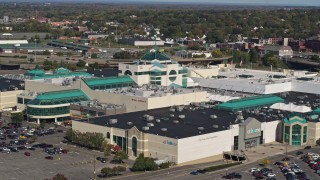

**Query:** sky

left=4, top=0, right=320, bottom=6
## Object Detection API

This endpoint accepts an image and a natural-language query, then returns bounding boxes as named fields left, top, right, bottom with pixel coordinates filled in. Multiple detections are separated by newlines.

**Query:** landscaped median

left=202, top=162, right=242, bottom=172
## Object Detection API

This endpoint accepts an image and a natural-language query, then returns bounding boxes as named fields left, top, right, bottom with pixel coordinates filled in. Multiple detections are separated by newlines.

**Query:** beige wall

left=0, top=90, right=23, bottom=110
left=147, top=91, right=207, bottom=110
left=24, top=80, right=81, bottom=93
left=188, top=68, right=219, bottom=78
left=308, top=122, right=320, bottom=145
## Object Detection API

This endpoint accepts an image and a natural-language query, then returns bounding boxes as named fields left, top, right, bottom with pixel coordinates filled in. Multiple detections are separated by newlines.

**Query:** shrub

left=159, top=162, right=170, bottom=169
left=203, top=162, right=242, bottom=172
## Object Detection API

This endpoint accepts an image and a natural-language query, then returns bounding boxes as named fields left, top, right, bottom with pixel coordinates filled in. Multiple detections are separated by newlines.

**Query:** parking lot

left=0, top=123, right=132, bottom=180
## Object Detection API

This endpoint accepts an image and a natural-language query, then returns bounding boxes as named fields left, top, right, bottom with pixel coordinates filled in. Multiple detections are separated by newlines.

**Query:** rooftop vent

left=170, top=114, right=175, bottom=118
left=156, top=119, right=161, bottom=123
left=109, top=119, right=118, bottom=124
left=198, top=127, right=204, bottom=131
left=142, top=126, right=149, bottom=131
left=173, top=120, right=179, bottom=124
left=147, top=123, right=154, bottom=127
left=169, top=108, right=175, bottom=112
left=146, top=116, right=154, bottom=121
left=161, top=128, right=167, bottom=132
left=127, top=122, right=133, bottom=126
left=178, top=115, right=185, bottom=119
left=210, top=115, right=218, bottom=119
left=213, top=125, right=219, bottom=128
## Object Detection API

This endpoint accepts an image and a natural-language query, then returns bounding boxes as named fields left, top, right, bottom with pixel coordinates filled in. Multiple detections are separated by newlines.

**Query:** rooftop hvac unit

left=177, top=106, right=184, bottom=112
left=170, top=114, right=175, bottom=118
left=178, top=115, right=185, bottom=119
left=143, top=114, right=150, bottom=119
left=146, top=123, right=154, bottom=127
left=161, top=128, right=167, bottom=132
left=142, top=126, right=149, bottom=131
left=146, top=116, right=154, bottom=121
left=173, top=120, right=179, bottom=124
left=156, top=119, right=161, bottom=123
left=109, top=119, right=118, bottom=124
left=198, top=127, right=204, bottom=131
left=210, top=115, right=218, bottom=119
left=169, top=108, right=175, bottom=112
left=127, top=122, right=133, bottom=125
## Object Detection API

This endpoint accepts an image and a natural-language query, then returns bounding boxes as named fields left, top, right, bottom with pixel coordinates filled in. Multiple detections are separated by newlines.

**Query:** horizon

left=1, top=0, right=320, bottom=7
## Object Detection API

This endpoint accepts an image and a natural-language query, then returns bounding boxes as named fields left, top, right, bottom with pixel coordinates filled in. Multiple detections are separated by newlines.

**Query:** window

left=124, top=70, right=132, bottom=76
left=292, top=124, right=301, bottom=146
left=132, top=137, right=137, bottom=157
left=233, top=136, right=238, bottom=150
left=303, top=126, right=307, bottom=143
left=113, top=135, right=126, bottom=151
left=284, top=126, right=290, bottom=143
left=106, top=132, right=110, bottom=139
left=260, top=131, right=264, bottom=144
left=17, top=97, right=23, bottom=104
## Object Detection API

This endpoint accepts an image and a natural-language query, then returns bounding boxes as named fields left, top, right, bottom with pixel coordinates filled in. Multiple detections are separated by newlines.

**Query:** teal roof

left=152, top=61, right=166, bottom=68
left=141, top=50, right=171, bottom=61
left=215, top=95, right=285, bottom=111
left=28, top=89, right=89, bottom=105
left=284, top=113, right=308, bottom=124
left=83, top=76, right=135, bottom=87
left=25, top=69, right=46, bottom=76
left=313, top=108, right=320, bottom=114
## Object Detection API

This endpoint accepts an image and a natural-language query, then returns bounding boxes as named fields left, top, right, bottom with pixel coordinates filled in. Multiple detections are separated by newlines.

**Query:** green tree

left=11, top=112, right=24, bottom=123
left=101, top=167, right=113, bottom=177
left=76, top=60, right=86, bottom=68
left=132, top=157, right=146, bottom=171
left=43, top=50, right=51, bottom=56
left=114, top=151, right=128, bottom=162
left=311, top=55, right=319, bottom=61
left=91, top=53, right=98, bottom=59
left=212, top=50, right=223, bottom=58
left=57, top=52, right=64, bottom=56
left=52, top=173, right=68, bottom=180
left=249, top=48, right=259, bottom=63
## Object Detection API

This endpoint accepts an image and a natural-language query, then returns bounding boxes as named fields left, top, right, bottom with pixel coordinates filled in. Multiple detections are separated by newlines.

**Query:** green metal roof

left=283, top=113, right=307, bottom=124
left=25, top=69, right=46, bottom=76
left=313, top=108, right=320, bottom=114
left=141, top=50, right=171, bottom=61
left=28, top=89, right=90, bottom=105
left=215, top=95, right=285, bottom=111
left=152, top=61, right=166, bottom=68
left=83, top=76, right=135, bottom=87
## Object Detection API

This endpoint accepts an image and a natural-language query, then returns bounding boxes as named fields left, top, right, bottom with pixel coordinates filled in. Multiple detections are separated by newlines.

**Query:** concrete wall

left=307, top=122, right=320, bottom=145
left=24, top=80, right=81, bottom=93
left=262, top=120, right=280, bottom=143
left=0, top=90, right=23, bottom=109
left=72, top=120, right=109, bottom=137
left=291, top=82, right=320, bottom=95
left=177, top=128, right=237, bottom=164
left=188, top=68, right=219, bottom=78
left=146, top=134, right=178, bottom=162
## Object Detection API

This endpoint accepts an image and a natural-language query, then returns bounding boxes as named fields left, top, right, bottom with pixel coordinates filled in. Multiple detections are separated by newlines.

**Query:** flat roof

left=83, top=76, right=135, bottom=87
left=0, top=77, right=24, bottom=92
left=86, top=68, right=120, bottom=78
left=76, top=103, right=287, bottom=139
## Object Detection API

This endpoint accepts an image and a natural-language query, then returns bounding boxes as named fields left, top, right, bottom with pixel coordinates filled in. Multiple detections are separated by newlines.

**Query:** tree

left=310, top=55, right=319, bottom=61
left=261, top=159, right=271, bottom=167
left=43, top=50, right=51, bottom=56
left=11, top=112, right=24, bottom=123
left=76, top=60, right=86, bottom=68
left=113, top=145, right=122, bottom=152
left=91, top=53, right=98, bottom=59
left=112, top=166, right=126, bottom=175
left=144, top=157, right=158, bottom=171
left=249, top=48, right=259, bottom=63
left=114, top=151, right=128, bottom=162
left=132, top=157, right=146, bottom=171
left=52, top=173, right=68, bottom=180
left=101, top=167, right=113, bottom=177
left=212, top=50, right=223, bottom=58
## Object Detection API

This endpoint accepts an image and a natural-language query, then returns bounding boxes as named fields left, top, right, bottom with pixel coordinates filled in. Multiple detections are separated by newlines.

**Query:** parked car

left=296, top=151, right=303, bottom=155
left=249, top=168, right=260, bottom=173
left=282, top=157, right=290, bottom=161
left=190, top=171, right=199, bottom=175
left=24, top=152, right=31, bottom=156
left=222, top=172, right=242, bottom=179
left=45, top=156, right=54, bottom=160
left=304, top=146, right=311, bottom=149
left=100, top=158, right=107, bottom=163
left=253, top=171, right=264, bottom=179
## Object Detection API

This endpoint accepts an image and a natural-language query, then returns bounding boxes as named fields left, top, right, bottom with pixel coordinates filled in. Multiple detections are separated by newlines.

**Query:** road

left=110, top=146, right=320, bottom=180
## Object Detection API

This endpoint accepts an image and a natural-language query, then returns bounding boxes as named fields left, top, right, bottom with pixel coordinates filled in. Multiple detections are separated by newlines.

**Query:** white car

left=249, top=168, right=260, bottom=173
left=267, top=173, right=276, bottom=178
left=2, top=147, right=10, bottom=153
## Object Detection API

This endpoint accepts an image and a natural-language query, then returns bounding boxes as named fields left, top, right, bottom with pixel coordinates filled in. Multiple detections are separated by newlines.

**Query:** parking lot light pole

left=93, top=155, right=96, bottom=180
left=58, top=136, right=61, bottom=160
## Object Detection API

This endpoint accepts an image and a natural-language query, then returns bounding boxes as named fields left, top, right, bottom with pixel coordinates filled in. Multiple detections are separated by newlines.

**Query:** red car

left=45, top=156, right=53, bottom=160
left=24, top=152, right=31, bottom=156
left=61, top=149, right=69, bottom=154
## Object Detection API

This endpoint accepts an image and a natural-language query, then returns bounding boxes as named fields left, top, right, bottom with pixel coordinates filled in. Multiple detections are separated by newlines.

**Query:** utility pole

left=58, top=136, right=61, bottom=160
left=93, top=155, right=96, bottom=180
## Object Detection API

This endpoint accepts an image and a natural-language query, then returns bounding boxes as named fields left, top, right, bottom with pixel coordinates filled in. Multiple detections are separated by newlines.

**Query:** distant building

left=305, top=35, right=320, bottom=53
left=119, top=38, right=164, bottom=46
left=260, top=45, right=293, bottom=57
left=73, top=26, right=89, bottom=32
left=288, top=40, right=306, bottom=52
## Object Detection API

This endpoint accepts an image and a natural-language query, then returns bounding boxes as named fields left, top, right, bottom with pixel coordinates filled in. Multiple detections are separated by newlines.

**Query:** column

left=54, top=118, right=57, bottom=123
left=37, top=118, right=40, bottom=124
